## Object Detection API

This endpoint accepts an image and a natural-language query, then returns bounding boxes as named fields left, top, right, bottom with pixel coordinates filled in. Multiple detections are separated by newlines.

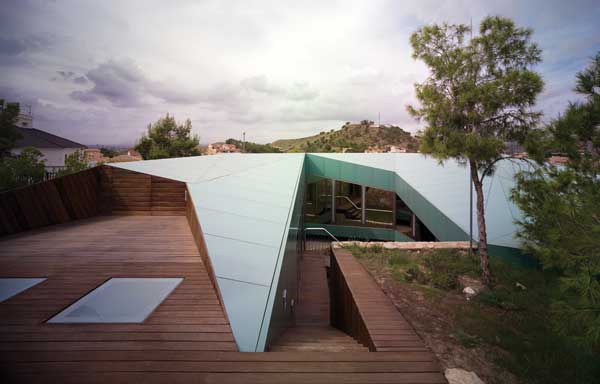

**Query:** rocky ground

left=356, top=254, right=520, bottom=384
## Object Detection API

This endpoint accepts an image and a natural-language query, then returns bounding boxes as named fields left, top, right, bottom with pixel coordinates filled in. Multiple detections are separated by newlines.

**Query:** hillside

left=271, top=122, right=420, bottom=153
left=225, top=138, right=281, bottom=153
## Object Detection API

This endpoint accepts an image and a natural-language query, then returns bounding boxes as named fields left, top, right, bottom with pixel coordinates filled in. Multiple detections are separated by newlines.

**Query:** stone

left=445, top=368, right=486, bottom=384
left=516, top=282, right=527, bottom=290
left=463, top=287, right=476, bottom=295
left=458, top=275, right=484, bottom=293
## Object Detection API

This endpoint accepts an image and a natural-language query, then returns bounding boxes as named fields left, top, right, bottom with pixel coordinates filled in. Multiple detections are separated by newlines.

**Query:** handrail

left=304, top=227, right=342, bottom=245
left=321, top=194, right=392, bottom=213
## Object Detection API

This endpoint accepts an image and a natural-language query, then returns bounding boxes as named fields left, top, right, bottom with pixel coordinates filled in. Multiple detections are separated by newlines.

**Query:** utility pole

left=469, top=171, right=473, bottom=258
left=468, top=16, right=474, bottom=258
left=242, top=132, right=246, bottom=153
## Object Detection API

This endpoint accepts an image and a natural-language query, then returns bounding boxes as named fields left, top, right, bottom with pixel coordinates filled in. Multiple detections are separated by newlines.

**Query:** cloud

left=73, top=76, right=88, bottom=84
left=53, top=70, right=88, bottom=85
left=0, top=35, right=52, bottom=66
left=1, top=1, right=599, bottom=144
left=70, top=59, right=149, bottom=107
left=241, top=75, right=319, bottom=101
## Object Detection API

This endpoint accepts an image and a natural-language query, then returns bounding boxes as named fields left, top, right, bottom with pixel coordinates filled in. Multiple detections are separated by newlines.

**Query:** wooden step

left=269, top=326, right=369, bottom=352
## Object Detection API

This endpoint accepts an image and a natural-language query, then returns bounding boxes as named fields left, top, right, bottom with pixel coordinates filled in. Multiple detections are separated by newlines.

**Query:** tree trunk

left=470, top=159, right=492, bottom=287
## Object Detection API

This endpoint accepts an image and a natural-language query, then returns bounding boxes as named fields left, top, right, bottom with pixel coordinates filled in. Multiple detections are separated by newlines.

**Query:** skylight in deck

left=48, top=278, right=183, bottom=323
left=0, top=278, right=46, bottom=302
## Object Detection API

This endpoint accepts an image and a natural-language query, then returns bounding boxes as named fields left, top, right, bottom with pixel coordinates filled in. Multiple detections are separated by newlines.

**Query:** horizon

left=1, top=0, right=599, bottom=146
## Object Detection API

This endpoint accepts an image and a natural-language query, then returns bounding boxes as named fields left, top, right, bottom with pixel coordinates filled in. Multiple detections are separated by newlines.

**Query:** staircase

left=344, top=206, right=362, bottom=220
left=269, top=325, right=369, bottom=352
left=269, top=249, right=369, bottom=352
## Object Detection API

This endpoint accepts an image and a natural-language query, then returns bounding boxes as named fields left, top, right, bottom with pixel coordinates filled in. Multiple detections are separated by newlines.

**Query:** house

left=206, top=142, right=240, bottom=155
left=84, top=148, right=143, bottom=165
left=107, top=153, right=142, bottom=163
left=0, top=152, right=533, bottom=382
left=83, top=148, right=108, bottom=165
left=12, top=126, right=86, bottom=175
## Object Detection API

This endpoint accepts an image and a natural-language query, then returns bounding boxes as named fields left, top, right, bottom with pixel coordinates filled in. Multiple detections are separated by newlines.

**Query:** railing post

left=361, top=185, right=366, bottom=225
left=331, top=179, right=336, bottom=224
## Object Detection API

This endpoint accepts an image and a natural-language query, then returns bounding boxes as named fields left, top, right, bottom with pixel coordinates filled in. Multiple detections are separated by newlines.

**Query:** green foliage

left=350, top=244, right=600, bottom=383
left=272, top=122, right=419, bottom=153
left=513, top=52, right=600, bottom=350
left=409, top=17, right=543, bottom=167
left=0, top=99, right=22, bottom=157
left=56, top=150, right=89, bottom=177
left=350, top=246, right=479, bottom=290
left=408, top=16, right=544, bottom=285
left=100, top=147, right=118, bottom=158
left=225, top=138, right=281, bottom=153
left=135, top=114, right=200, bottom=160
left=421, top=249, right=480, bottom=289
left=0, top=147, right=45, bottom=191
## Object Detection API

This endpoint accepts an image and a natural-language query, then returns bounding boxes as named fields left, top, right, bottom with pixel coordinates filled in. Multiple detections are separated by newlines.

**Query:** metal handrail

left=321, top=194, right=392, bottom=213
left=304, top=227, right=342, bottom=246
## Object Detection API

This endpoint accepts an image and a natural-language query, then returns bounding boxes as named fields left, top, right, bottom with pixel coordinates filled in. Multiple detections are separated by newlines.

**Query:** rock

left=516, top=282, right=527, bottom=290
left=458, top=275, right=485, bottom=292
left=445, top=368, right=486, bottom=384
left=463, top=287, right=476, bottom=296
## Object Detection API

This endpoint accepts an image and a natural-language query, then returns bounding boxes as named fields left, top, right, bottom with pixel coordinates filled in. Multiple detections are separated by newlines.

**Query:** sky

left=1, top=0, right=599, bottom=146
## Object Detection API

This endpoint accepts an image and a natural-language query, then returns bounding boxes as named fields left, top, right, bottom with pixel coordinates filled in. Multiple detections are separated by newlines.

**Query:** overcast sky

left=1, top=0, right=599, bottom=146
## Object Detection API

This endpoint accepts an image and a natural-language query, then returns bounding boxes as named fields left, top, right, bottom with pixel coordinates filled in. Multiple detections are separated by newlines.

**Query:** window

left=365, top=187, right=395, bottom=227
left=0, top=278, right=46, bottom=302
left=334, top=180, right=363, bottom=226
left=48, top=278, right=182, bottom=323
left=305, top=178, right=332, bottom=224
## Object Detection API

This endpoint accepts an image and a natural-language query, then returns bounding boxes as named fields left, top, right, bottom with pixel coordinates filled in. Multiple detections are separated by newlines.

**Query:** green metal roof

left=110, top=152, right=528, bottom=350
left=307, top=153, right=530, bottom=249
left=111, top=154, right=305, bottom=351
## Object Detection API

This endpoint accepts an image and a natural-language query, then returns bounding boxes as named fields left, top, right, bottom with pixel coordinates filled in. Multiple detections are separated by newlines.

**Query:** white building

left=12, top=126, right=86, bottom=175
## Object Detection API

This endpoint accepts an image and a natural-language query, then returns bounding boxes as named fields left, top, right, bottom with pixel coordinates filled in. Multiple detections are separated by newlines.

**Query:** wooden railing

left=0, top=167, right=108, bottom=236
left=184, top=184, right=230, bottom=324
left=330, top=246, right=431, bottom=352
left=329, top=248, right=375, bottom=351
left=0, top=165, right=187, bottom=237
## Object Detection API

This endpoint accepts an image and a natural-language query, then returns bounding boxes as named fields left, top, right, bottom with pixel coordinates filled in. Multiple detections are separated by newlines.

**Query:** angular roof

left=308, top=153, right=530, bottom=249
left=110, top=154, right=305, bottom=351
left=109, top=152, right=528, bottom=349
left=14, top=127, right=86, bottom=149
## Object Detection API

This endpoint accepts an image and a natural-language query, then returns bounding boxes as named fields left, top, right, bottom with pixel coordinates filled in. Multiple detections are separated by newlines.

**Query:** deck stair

left=269, top=250, right=369, bottom=352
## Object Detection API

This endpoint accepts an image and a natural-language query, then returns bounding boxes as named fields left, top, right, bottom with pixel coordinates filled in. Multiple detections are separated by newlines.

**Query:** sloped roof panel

left=109, top=153, right=305, bottom=351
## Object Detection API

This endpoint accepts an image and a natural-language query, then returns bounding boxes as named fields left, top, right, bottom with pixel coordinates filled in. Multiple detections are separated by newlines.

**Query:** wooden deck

left=0, top=216, right=446, bottom=383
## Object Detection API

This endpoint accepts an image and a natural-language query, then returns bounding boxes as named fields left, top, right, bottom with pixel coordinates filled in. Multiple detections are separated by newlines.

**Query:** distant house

left=84, top=148, right=108, bottom=165
left=12, top=126, right=86, bottom=175
left=206, top=142, right=240, bottom=155
left=365, top=145, right=407, bottom=153
left=84, top=148, right=143, bottom=165
left=108, top=152, right=143, bottom=163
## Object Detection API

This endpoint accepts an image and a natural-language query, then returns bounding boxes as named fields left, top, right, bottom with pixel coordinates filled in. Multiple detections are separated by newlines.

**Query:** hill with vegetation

left=271, top=121, right=420, bottom=153
left=225, top=138, right=281, bottom=153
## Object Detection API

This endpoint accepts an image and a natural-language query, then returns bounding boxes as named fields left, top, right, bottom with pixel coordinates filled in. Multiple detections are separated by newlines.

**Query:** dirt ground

left=356, top=256, right=520, bottom=384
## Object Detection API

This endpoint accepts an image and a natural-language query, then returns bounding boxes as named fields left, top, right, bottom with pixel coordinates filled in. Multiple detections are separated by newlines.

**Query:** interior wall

left=305, top=154, right=469, bottom=242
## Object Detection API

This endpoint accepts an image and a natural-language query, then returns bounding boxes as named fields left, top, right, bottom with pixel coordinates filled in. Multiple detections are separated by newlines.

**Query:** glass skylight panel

left=48, top=278, right=182, bottom=323
left=0, top=278, right=46, bottom=302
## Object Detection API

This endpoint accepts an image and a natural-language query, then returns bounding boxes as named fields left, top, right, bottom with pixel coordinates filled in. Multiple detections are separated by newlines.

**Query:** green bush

left=387, top=251, right=413, bottom=268
left=369, top=244, right=383, bottom=253
left=421, top=249, right=479, bottom=290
